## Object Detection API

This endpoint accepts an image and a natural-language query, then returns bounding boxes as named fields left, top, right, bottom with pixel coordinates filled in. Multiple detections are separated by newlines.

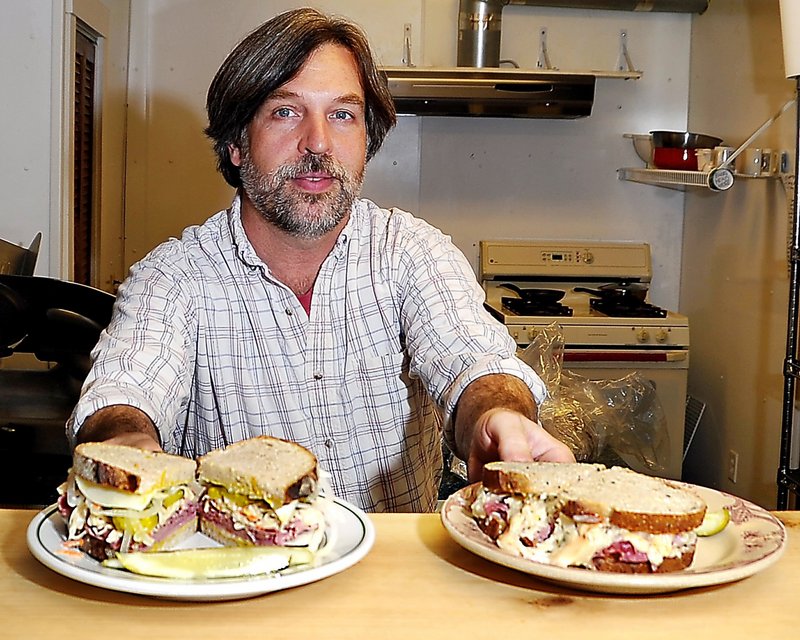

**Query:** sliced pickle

left=111, top=546, right=314, bottom=579
left=113, top=514, right=159, bottom=536
left=162, top=488, right=184, bottom=509
left=694, top=508, right=731, bottom=537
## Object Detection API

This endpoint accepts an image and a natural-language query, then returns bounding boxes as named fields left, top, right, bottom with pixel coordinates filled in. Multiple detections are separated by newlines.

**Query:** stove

left=480, top=240, right=689, bottom=479
left=481, top=240, right=689, bottom=350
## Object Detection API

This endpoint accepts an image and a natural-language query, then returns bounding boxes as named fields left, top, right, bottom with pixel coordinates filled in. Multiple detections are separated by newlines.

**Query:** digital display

left=542, top=251, right=573, bottom=263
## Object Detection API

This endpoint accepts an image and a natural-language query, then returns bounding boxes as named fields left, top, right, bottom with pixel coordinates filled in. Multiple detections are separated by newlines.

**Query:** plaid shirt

left=69, top=196, right=546, bottom=512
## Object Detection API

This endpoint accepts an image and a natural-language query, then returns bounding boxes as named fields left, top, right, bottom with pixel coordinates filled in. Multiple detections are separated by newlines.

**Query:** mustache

left=276, top=153, right=348, bottom=183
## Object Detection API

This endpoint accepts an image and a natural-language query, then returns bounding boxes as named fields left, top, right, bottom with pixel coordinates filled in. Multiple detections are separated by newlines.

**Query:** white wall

left=682, top=0, right=795, bottom=508
left=0, top=0, right=129, bottom=286
left=122, top=0, right=692, bottom=311
left=0, top=2, right=55, bottom=273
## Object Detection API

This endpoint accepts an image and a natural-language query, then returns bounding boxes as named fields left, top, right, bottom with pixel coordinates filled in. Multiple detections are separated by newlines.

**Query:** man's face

left=230, top=43, right=368, bottom=238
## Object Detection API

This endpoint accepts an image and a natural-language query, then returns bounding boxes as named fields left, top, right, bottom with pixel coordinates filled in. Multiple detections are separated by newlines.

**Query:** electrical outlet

left=728, top=449, right=739, bottom=483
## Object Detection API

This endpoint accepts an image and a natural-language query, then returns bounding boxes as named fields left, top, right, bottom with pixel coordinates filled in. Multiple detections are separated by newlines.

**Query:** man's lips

left=292, top=172, right=337, bottom=193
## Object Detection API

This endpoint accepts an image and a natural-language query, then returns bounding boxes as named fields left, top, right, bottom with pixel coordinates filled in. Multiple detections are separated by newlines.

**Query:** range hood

left=382, top=0, right=705, bottom=118
left=382, top=67, right=595, bottom=118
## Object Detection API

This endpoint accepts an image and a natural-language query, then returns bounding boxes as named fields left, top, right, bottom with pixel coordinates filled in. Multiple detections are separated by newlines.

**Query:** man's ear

left=228, top=143, right=242, bottom=167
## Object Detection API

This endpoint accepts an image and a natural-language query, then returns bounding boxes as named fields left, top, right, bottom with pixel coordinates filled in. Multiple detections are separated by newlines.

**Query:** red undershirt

left=296, top=289, right=313, bottom=315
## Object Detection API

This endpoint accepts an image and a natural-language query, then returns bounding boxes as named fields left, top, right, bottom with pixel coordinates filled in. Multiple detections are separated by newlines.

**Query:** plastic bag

left=520, top=323, right=671, bottom=476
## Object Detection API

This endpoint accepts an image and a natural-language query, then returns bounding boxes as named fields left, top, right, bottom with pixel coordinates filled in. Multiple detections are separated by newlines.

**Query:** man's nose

left=299, top=115, right=332, bottom=156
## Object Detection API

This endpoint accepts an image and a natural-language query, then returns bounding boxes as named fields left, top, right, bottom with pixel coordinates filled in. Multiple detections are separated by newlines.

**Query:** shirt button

left=325, top=439, right=334, bottom=448
left=286, top=308, right=293, bottom=316
left=313, top=372, right=323, bottom=380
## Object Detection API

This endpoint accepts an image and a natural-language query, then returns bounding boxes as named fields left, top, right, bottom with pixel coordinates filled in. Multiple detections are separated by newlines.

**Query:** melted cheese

left=75, top=476, right=157, bottom=510
left=548, top=520, right=696, bottom=569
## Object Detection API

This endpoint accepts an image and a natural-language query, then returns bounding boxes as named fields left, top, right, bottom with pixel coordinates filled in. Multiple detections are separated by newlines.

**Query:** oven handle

left=563, top=351, right=688, bottom=363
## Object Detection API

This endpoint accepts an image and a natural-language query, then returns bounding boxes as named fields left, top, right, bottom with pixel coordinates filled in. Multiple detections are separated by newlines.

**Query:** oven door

left=562, top=348, right=688, bottom=480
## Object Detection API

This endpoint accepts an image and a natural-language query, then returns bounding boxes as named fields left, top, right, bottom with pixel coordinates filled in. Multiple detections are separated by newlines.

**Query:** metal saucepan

left=573, top=282, right=649, bottom=303
left=650, top=130, right=723, bottom=149
left=499, top=283, right=566, bottom=303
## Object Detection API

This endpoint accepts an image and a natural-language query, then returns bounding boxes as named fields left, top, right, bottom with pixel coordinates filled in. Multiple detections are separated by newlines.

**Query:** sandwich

left=57, top=443, right=200, bottom=561
left=196, top=436, right=328, bottom=552
left=470, top=461, right=606, bottom=562
left=470, top=461, right=707, bottom=573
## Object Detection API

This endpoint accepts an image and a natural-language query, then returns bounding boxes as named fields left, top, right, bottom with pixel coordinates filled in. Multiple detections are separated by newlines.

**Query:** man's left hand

left=466, top=408, right=575, bottom=481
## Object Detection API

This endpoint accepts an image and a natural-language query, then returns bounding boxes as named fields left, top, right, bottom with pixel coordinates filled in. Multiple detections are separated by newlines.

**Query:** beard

left=238, top=147, right=363, bottom=239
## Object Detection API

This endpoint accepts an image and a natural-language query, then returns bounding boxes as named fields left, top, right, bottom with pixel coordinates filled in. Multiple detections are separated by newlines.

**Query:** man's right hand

left=76, top=404, right=163, bottom=452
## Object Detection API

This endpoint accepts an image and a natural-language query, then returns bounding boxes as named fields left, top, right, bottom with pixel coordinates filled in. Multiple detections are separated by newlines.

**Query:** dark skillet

left=499, top=283, right=566, bottom=303
left=0, top=282, right=29, bottom=352
left=573, top=282, right=649, bottom=303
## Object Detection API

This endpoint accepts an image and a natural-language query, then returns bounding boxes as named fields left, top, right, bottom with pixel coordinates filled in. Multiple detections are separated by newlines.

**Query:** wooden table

left=3, top=508, right=798, bottom=639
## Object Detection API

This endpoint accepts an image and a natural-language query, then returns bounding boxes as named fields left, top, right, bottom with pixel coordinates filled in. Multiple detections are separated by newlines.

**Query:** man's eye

left=274, top=107, right=294, bottom=118
left=332, top=110, right=353, bottom=121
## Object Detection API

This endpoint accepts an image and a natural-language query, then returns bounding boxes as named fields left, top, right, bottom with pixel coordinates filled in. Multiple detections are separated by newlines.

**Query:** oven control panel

left=540, top=249, right=594, bottom=265
left=480, top=240, right=652, bottom=281
left=504, top=322, right=690, bottom=350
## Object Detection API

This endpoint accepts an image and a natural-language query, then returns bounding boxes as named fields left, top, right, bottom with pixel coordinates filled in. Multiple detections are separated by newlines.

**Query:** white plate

left=27, top=498, right=374, bottom=601
left=441, top=482, right=786, bottom=594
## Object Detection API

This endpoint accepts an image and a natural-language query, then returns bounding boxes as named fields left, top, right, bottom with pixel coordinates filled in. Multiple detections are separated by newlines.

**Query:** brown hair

left=205, top=8, right=397, bottom=188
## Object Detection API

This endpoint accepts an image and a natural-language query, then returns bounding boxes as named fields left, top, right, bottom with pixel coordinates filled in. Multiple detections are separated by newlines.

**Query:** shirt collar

left=227, top=194, right=264, bottom=269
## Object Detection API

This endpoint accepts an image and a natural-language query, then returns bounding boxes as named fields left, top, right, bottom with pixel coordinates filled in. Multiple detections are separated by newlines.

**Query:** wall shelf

left=618, top=167, right=784, bottom=192
left=617, top=167, right=711, bottom=190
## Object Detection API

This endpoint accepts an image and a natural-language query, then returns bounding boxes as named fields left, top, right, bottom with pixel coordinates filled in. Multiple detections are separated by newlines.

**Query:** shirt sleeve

left=67, top=240, right=197, bottom=448
left=382, top=210, right=548, bottom=452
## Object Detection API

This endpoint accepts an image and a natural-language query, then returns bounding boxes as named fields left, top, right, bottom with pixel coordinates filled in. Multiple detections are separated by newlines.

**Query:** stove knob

left=528, top=328, right=538, bottom=342
left=511, top=329, right=520, bottom=342
left=636, top=328, right=651, bottom=343
left=583, top=251, right=594, bottom=264
left=655, top=329, right=669, bottom=344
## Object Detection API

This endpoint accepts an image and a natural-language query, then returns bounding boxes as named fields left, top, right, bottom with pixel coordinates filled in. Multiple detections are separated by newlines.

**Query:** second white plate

left=441, top=482, right=786, bottom=594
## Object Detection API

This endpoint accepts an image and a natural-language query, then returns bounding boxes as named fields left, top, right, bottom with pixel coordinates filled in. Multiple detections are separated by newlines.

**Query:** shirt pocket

left=340, top=350, right=413, bottom=443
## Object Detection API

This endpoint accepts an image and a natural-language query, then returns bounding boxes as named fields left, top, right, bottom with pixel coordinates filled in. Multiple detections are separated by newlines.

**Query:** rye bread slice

left=481, top=461, right=606, bottom=495
left=73, top=442, right=197, bottom=494
left=592, top=548, right=696, bottom=574
left=562, top=466, right=706, bottom=534
left=197, top=436, right=318, bottom=505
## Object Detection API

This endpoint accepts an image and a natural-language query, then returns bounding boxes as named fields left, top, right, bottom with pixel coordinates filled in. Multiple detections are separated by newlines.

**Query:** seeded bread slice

left=562, top=466, right=707, bottom=534
left=592, top=549, right=696, bottom=574
left=197, top=436, right=318, bottom=505
left=73, top=442, right=197, bottom=494
left=481, top=461, right=606, bottom=495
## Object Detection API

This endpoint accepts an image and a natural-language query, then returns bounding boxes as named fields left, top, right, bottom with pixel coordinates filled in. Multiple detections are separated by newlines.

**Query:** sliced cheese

left=76, top=475, right=157, bottom=510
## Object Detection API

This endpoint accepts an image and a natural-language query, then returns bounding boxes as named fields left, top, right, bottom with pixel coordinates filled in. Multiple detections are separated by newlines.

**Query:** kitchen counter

left=4, top=508, right=798, bottom=639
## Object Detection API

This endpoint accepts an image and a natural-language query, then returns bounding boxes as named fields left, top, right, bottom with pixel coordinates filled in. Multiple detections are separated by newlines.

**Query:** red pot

left=652, top=147, right=698, bottom=170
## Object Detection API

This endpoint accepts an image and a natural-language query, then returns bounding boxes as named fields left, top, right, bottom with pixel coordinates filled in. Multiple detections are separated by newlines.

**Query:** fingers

left=495, top=414, right=539, bottom=462
left=532, top=436, right=576, bottom=463
left=466, top=409, right=575, bottom=480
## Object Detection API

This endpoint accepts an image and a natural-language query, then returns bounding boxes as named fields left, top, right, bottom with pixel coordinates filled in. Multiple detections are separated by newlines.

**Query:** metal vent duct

left=505, top=1, right=708, bottom=11
left=458, top=0, right=708, bottom=67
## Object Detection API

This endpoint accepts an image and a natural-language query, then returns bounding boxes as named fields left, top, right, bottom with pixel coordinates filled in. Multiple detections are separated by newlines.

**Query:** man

left=69, top=8, right=573, bottom=512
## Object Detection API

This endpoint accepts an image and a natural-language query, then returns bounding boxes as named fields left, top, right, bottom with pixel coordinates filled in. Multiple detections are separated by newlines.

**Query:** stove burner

left=589, top=297, right=667, bottom=318
left=501, top=296, right=573, bottom=317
